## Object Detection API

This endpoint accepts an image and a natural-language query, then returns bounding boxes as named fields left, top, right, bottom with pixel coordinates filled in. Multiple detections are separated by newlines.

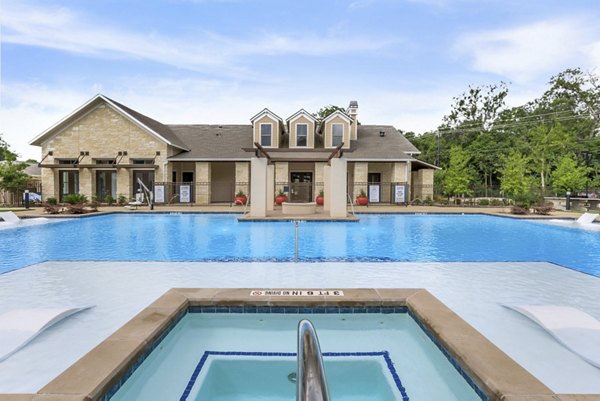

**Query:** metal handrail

left=347, top=193, right=356, bottom=216
left=297, top=319, right=330, bottom=401
left=136, top=178, right=154, bottom=210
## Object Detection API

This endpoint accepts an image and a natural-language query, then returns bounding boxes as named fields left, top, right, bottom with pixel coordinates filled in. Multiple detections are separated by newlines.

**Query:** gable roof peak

left=250, top=108, right=283, bottom=123
left=323, top=109, right=353, bottom=123
left=286, top=108, right=317, bottom=123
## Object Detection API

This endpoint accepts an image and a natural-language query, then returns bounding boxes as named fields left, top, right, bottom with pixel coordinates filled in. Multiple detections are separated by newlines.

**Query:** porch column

left=267, top=164, right=275, bottom=211
left=79, top=168, right=93, bottom=199
left=250, top=157, right=268, bottom=217
left=329, top=158, right=347, bottom=218
left=195, top=162, right=211, bottom=204
left=116, top=168, right=131, bottom=200
left=323, top=165, right=331, bottom=212
left=42, top=168, right=57, bottom=201
left=353, top=162, right=368, bottom=200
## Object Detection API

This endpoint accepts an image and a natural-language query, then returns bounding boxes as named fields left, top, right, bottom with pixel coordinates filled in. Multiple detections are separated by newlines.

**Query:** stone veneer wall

left=411, top=169, right=434, bottom=200
left=39, top=104, right=170, bottom=201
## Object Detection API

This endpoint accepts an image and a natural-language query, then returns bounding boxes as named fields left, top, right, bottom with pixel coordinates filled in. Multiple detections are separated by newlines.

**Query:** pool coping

left=1, top=288, right=599, bottom=401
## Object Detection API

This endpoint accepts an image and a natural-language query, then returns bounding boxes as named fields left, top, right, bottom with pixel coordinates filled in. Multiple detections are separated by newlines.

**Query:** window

left=296, top=124, right=308, bottom=147
left=260, top=124, right=272, bottom=147
left=131, top=159, right=154, bottom=165
left=332, top=124, right=343, bottom=147
left=95, top=159, right=114, bottom=165
left=56, top=159, right=78, bottom=165
left=59, top=170, right=79, bottom=201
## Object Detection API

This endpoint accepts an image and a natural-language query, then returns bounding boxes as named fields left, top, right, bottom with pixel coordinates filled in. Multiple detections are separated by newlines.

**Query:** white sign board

left=250, top=290, right=344, bottom=297
left=394, top=185, right=406, bottom=203
left=154, top=185, right=165, bottom=203
left=179, top=185, right=191, bottom=203
left=135, top=192, right=144, bottom=203
left=368, top=184, right=380, bottom=203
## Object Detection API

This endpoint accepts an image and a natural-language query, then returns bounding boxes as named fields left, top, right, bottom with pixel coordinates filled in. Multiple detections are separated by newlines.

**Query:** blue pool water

left=109, top=312, right=483, bottom=401
left=1, top=213, right=599, bottom=276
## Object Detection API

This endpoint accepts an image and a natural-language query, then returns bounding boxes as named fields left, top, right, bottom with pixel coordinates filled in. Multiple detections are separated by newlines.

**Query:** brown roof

left=345, top=125, right=420, bottom=160
left=105, top=97, right=189, bottom=151
left=167, top=125, right=254, bottom=160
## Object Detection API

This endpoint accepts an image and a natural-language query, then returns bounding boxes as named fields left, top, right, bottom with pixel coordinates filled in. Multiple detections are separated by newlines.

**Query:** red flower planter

left=356, top=196, right=368, bottom=206
left=316, top=195, right=324, bottom=205
left=234, top=196, right=247, bottom=205
left=275, top=195, right=287, bottom=205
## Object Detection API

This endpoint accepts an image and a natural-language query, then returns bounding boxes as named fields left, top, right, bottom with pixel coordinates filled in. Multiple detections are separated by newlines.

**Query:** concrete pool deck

left=10, top=204, right=592, bottom=221
left=1, top=261, right=599, bottom=399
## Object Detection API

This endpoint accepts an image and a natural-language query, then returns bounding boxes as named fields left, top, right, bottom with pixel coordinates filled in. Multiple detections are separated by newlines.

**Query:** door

left=290, top=172, right=313, bottom=203
left=59, top=170, right=79, bottom=202
left=96, top=171, right=116, bottom=201
left=132, top=170, right=155, bottom=200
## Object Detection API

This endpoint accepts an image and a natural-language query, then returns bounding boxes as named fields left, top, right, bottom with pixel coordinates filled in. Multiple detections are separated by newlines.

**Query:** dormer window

left=332, top=124, right=343, bottom=147
left=296, top=124, right=308, bottom=147
left=260, top=123, right=272, bottom=147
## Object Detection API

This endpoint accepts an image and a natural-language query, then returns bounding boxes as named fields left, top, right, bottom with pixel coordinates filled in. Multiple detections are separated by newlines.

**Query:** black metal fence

left=153, top=182, right=249, bottom=204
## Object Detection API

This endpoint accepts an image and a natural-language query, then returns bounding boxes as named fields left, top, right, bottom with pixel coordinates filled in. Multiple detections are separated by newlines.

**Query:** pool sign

left=250, top=290, right=344, bottom=297
left=154, top=185, right=165, bottom=203
left=394, top=184, right=406, bottom=203
left=180, top=185, right=191, bottom=203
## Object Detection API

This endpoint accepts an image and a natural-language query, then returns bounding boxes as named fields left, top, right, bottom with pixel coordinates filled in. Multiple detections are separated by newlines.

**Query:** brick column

left=195, top=162, right=211, bottom=204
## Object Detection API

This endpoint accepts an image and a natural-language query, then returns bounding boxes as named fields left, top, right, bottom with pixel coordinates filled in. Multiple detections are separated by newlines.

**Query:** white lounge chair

left=577, top=212, right=598, bottom=224
left=0, top=211, right=20, bottom=224
left=504, top=304, right=600, bottom=368
left=0, top=306, right=93, bottom=362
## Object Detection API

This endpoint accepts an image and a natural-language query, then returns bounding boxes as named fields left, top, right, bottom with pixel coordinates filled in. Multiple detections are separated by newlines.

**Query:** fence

left=153, top=182, right=249, bottom=205
left=0, top=179, right=42, bottom=207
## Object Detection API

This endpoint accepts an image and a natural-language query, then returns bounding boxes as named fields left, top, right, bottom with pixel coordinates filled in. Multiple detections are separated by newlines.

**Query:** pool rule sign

left=250, top=290, right=344, bottom=297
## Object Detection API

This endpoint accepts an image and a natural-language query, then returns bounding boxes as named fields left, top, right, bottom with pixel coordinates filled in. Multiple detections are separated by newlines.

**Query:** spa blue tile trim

left=179, top=350, right=409, bottom=401
left=407, top=309, right=489, bottom=401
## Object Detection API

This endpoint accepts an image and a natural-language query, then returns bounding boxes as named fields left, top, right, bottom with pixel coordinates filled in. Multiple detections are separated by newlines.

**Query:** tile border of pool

left=2, top=288, right=598, bottom=401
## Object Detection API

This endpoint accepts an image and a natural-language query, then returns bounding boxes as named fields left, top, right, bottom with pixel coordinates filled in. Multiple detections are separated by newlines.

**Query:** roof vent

left=379, top=131, right=385, bottom=137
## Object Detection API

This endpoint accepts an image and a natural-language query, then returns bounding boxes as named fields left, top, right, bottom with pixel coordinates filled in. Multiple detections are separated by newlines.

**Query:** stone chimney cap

left=348, top=100, right=358, bottom=108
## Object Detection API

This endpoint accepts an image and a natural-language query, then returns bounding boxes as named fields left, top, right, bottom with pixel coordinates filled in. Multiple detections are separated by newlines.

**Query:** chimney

left=347, top=100, right=358, bottom=140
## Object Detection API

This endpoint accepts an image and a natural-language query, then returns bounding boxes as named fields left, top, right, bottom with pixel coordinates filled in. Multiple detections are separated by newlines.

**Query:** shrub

left=104, top=194, right=115, bottom=205
left=423, top=197, right=433, bottom=206
left=63, top=193, right=88, bottom=205
left=117, top=194, right=127, bottom=205
left=454, top=198, right=461, bottom=205
left=490, top=199, right=503, bottom=206
left=511, top=206, right=529, bottom=215
left=412, top=198, right=422, bottom=205
left=46, top=197, right=57, bottom=205
left=478, top=199, right=490, bottom=206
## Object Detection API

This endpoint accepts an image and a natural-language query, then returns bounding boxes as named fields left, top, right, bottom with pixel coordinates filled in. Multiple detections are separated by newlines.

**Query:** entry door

left=96, top=171, right=116, bottom=200
left=368, top=173, right=381, bottom=203
left=290, top=172, right=313, bottom=203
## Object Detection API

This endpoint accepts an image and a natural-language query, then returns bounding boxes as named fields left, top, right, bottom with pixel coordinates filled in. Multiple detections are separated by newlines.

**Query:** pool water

left=1, top=213, right=599, bottom=276
left=109, top=312, right=482, bottom=401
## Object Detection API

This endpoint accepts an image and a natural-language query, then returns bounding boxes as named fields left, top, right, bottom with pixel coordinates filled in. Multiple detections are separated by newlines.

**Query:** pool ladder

left=296, top=319, right=331, bottom=401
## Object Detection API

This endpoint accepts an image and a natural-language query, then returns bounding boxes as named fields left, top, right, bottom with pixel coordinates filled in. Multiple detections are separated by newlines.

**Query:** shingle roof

left=105, top=97, right=189, bottom=151
left=167, top=125, right=254, bottom=160
left=345, top=125, right=421, bottom=160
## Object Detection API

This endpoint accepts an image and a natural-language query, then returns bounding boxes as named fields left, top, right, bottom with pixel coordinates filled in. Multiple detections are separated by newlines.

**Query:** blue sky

left=2, top=0, right=600, bottom=160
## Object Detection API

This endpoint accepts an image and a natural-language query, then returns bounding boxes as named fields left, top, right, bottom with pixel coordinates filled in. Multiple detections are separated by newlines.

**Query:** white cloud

left=1, top=2, right=400, bottom=77
left=455, top=17, right=600, bottom=82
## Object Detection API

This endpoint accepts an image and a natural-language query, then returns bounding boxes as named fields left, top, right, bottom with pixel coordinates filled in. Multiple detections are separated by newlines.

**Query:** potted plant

left=315, top=190, right=324, bottom=205
left=275, top=190, right=287, bottom=205
left=234, top=190, right=248, bottom=205
left=356, top=189, right=368, bottom=206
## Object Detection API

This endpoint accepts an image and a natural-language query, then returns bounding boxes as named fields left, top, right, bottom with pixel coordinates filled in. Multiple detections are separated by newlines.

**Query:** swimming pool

left=1, top=213, right=599, bottom=276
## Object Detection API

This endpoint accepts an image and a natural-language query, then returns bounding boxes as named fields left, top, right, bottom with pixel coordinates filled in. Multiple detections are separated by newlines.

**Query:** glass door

left=290, top=172, right=313, bottom=203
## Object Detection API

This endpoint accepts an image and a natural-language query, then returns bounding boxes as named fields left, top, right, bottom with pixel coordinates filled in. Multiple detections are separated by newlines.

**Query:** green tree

left=443, top=146, right=474, bottom=197
left=526, top=122, right=575, bottom=193
left=313, top=105, right=347, bottom=123
left=551, top=155, right=589, bottom=193
left=499, top=151, right=532, bottom=201
left=0, top=134, right=29, bottom=202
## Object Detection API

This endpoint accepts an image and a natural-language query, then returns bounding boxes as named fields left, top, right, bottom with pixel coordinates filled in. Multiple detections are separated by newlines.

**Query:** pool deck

left=10, top=204, right=590, bottom=221
left=1, top=287, right=593, bottom=401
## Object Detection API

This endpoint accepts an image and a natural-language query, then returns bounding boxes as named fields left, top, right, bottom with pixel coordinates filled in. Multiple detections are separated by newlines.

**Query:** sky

left=1, top=0, right=600, bottom=161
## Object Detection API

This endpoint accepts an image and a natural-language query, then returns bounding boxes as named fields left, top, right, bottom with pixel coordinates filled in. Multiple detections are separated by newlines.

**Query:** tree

left=0, top=134, right=29, bottom=203
left=443, top=146, right=474, bottom=197
left=527, top=122, right=575, bottom=193
left=551, top=155, right=589, bottom=193
left=313, top=105, right=347, bottom=123
left=499, top=151, right=532, bottom=202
